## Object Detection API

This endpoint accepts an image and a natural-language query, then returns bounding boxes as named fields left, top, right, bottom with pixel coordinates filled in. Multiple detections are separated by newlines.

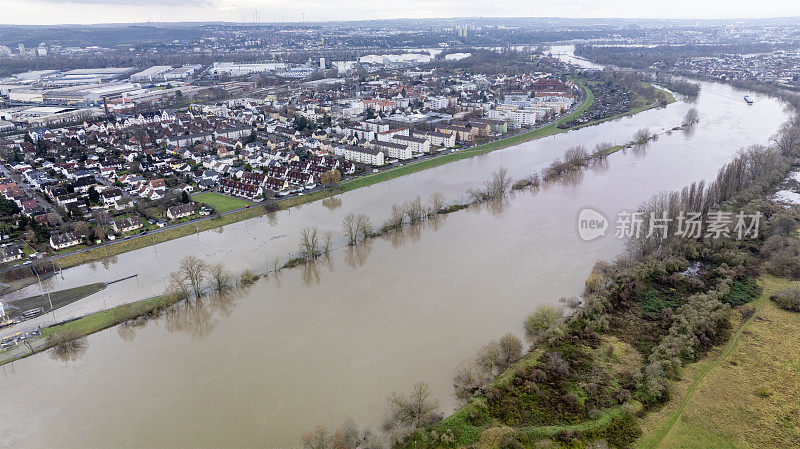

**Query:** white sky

left=1, top=0, right=800, bottom=25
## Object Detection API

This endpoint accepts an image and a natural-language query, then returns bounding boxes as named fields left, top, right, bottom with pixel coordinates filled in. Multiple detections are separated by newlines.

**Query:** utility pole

left=33, top=267, right=55, bottom=321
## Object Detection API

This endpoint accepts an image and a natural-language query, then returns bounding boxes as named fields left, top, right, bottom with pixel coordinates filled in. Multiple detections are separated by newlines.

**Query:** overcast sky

left=2, top=0, right=800, bottom=25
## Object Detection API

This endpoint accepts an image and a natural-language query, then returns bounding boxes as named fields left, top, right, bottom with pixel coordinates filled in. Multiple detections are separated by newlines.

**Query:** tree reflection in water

left=100, top=255, right=118, bottom=271
left=322, top=196, right=343, bottom=210
left=265, top=211, right=278, bottom=227
left=345, top=239, right=373, bottom=269
left=301, top=259, right=321, bottom=286
left=49, top=336, right=88, bottom=363
left=117, top=315, right=150, bottom=342
left=164, top=298, right=215, bottom=338
left=589, top=155, right=610, bottom=175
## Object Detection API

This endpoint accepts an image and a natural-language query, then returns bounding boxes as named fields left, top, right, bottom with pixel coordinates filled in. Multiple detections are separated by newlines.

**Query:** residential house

left=113, top=217, right=144, bottom=233
left=50, top=232, right=81, bottom=250
left=167, top=203, right=196, bottom=220
left=0, top=245, right=23, bottom=263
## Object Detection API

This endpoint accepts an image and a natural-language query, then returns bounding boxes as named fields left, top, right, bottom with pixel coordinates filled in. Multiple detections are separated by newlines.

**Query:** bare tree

left=301, top=426, right=330, bottom=449
left=299, top=226, right=320, bottom=261
left=773, top=120, right=800, bottom=157
left=563, top=146, right=590, bottom=166
left=387, top=382, right=440, bottom=430
left=453, top=359, right=487, bottom=400
left=593, top=142, right=614, bottom=158
left=355, top=214, right=373, bottom=240
left=323, top=231, right=333, bottom=254
left=428, top=191, right=445, bottom=215
left=179, top=256, right=207, bottom=298
left=498, top=333, right=523, bottom=366
left=343, top=213, right=358, bottom=246
left=476, top=341, right=503, bottom=376
left=166, top=271, right=190, bottom=298
left=387, top=204, right=405, bottom=229
left=468, top=167, right=512, bottom=202
left=47, top=329, right=87, bottom=362
left=633, top=127, right=652, bottom=143
left=403, top=196, right=425, bottom=224
left=207, top=262, right=232, bottom=294
left=94, top=225, right=106, bottom=242
left=683, top=107, right=699, bottom=126
left=73, top=221, right=90, bottom=241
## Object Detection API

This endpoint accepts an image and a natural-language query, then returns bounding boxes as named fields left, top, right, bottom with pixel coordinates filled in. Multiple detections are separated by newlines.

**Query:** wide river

left=0, top=77, right=790, bottom=448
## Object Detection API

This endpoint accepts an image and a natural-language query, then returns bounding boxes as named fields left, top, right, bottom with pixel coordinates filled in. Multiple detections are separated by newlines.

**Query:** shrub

left=603, top=413, right=642, bottom=448
left=639, top=288, right=679, bottom=320
left=239, top=269, right=259, bottom=286
left=543, top=352, right=570, bottom=379
left=524, top=305, right=562, bottom=341
left=498, top=333, right=523, bottom=366
left=723, top=278, right=761, bottom=306
left=770, top=287, right=800, bottom=312
left=512, top=179, right=532, bottom=190
left=500, top=436, right=524, bottom=449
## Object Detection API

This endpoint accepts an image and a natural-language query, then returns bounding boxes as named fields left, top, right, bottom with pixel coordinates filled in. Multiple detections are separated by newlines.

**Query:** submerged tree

left=683, top=107, right=699, bottom=126
left=387, top=382, right=440, bottom=430
left=179, top=256, right=207, bottom=298
left=299, top=226, right=320, bottom=261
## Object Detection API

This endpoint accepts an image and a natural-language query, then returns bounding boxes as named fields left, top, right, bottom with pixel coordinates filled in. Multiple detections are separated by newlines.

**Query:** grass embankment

left=39, top=294, right=180, bottom=339
left=637, top=276, right=800, bottom=449
left=6, top=283, right=106, bottom=315
left=0, top=293, right=182, bottom=366
left=192, top=192, right=252, bottom=212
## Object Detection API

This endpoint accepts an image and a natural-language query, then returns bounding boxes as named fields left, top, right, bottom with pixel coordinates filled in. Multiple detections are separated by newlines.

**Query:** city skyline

left=2, top=0, right=800, bottom=25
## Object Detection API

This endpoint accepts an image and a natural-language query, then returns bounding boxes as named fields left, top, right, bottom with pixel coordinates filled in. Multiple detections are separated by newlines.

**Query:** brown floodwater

left=0, top=79, right=790, bottom=448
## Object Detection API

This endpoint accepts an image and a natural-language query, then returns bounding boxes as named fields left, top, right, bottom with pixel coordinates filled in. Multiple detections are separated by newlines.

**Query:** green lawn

left=192, top=192, right=252, bottom=213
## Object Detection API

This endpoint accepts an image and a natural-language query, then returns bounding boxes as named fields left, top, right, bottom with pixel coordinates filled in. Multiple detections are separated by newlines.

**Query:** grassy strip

left=6, top=283, right=106, bottom=315
left=635, top=276, right=785, bottom=449
left=39, top=294, right=181, bottom=339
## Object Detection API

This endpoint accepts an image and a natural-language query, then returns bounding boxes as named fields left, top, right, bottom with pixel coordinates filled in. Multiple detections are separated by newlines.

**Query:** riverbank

left=636, top=276, right=800, bottom=449
left=46, top=80, right=675, bottom=272
left=389, top=109, right=800, bottom=448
